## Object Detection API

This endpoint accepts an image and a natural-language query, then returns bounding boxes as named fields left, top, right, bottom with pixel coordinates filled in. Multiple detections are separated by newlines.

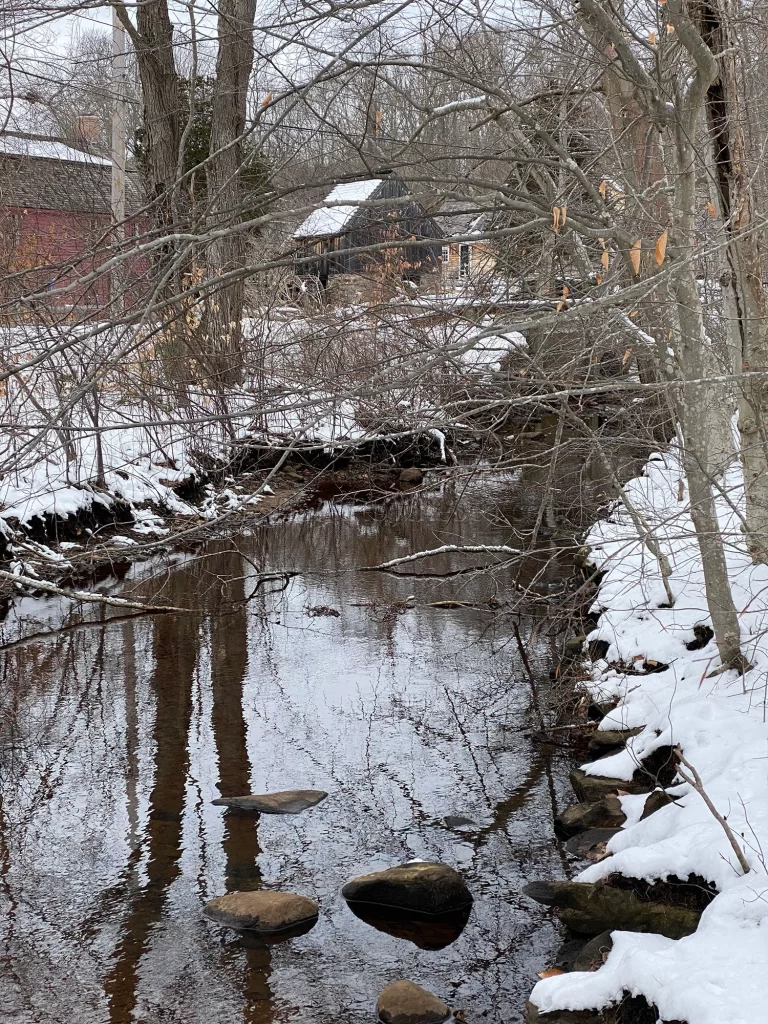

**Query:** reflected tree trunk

left=104, top=611, right=197, bottom=1024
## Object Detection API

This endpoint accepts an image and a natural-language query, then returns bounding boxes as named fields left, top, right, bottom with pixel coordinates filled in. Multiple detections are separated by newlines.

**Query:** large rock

left=211, top=789, right=328, bottom=814
left=342, top=862, right=472, bottom=915
left=377, top=980, right=450, bottom=1024
left=569, top=768, right=651, bottom=802
left=522, top=879, right=700, bottom=939
left=203, top=890, right=319, bottom=934
left=555, top=796, right=626, bottom=837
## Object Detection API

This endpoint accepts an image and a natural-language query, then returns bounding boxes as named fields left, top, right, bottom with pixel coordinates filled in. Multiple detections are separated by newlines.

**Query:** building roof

left=433, top=197, right=488, bottom=239
left=0, top=134, right=144, bottom=216
left=293, top=179, right=383, bottom=239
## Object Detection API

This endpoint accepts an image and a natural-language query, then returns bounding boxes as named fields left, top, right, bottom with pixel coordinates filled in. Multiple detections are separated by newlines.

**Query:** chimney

left=76, top=114, right=100, bottom=146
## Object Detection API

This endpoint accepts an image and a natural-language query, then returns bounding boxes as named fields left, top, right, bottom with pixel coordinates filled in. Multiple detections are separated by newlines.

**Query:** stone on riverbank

left=522, top=879, right=701, bottom=939
left=639, top=787, right=676, bottom=820
left=570, top=746, right=678, bottom=803
left=586, top=729, right=641, bottom=757
left=555, top=796, right=626, bottom=837
left=573, top=930, right=614, bottom=971
left=342, top=862, right=472, bottom=915
left=211, top=789, right=328, bottom=814
left=203, top=890, right=319, bottom=933
left=377, top=980, right=450, bottom=1024
left=565, top=828, right=620, bottom=861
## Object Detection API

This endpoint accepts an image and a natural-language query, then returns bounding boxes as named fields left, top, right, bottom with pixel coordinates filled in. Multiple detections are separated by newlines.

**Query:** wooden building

left=0, top=132, right=146, bottom=313
left=431, top=198, right=496, bottom=287
left=293, top=175, right=441, bottom=292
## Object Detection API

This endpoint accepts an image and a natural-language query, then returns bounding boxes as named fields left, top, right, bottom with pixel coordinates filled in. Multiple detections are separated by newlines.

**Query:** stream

left=0, top=468, right=598, bottom=1024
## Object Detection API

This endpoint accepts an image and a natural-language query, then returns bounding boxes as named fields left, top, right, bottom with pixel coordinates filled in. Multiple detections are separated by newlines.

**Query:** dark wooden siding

left=295, top=178, right=441, bottom=282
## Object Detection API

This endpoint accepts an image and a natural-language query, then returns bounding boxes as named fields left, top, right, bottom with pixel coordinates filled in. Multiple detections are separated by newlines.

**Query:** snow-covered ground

left=531, top=449, right=768, bottom=1023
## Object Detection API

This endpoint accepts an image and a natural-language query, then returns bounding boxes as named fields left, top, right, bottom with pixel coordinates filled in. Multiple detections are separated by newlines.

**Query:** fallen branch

left=674, top=746, right=751, bottom=875
left=0, top=568, right=191, bottom=615
left=362, top=544, right=520, bottom=571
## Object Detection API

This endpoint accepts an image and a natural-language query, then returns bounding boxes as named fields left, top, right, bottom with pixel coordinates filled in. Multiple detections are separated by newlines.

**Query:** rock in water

left=203, top=890, right=319, bottom=933
left=211, top=789, right=328, bottom=814
left=377, top=981, right=450, bottom=1024
left=342, top=862, right=472, bottom=915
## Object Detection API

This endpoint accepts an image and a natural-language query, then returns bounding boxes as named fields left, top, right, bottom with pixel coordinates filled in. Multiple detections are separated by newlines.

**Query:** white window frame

left=440, top=245, right=450, bottom=263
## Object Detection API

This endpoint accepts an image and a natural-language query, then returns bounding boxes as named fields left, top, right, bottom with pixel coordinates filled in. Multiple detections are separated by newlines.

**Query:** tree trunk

left=204, top=0, right=257, bottom=388
left=697, top=0, right=768, bottom=561
left=669, top=93, right=746, bottom=669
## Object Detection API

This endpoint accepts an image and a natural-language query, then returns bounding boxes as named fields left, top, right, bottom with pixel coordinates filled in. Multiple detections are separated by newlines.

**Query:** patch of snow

left=0, top=135, right=110, bottom=165
left=293, top=179, right=382, bottom=238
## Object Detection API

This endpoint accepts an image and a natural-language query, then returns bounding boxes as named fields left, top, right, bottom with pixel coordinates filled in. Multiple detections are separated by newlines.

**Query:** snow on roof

left=0, top=134, right=110, bottom=166
left=293, top=179, right=383, bottom=238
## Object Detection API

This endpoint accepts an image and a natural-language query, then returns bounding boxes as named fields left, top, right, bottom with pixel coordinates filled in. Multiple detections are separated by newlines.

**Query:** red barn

left=0, top=132, right=146, bottom=315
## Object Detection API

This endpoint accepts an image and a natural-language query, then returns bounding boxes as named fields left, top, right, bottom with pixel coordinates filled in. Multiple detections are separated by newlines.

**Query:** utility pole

left=111, top=8, right=126, bottom=236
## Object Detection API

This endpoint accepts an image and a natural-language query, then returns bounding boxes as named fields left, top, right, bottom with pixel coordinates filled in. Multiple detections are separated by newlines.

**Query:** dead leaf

left=553, top=206, right=561, bottom=233
left=622, top=347, right=633, bottom=367
left=261, top=91, right=273, bottom=108
left=595, top=272, right=603, bottom=285
left=537, top=968, right=566, bottom=980
left=598, top=236, right=606, bottom=248
left=601, top=249, right=610, bottom=270
left=629, top=309, right=638, bottom=318
left=629, top=239, right=641, bottom=275
left=562, top=284, right=569, bottom=299
left=666, top=22, right=675, bottom=34
left=599, top=180, right=607, bottom=199
left=648, top=31, right=657, bottom=45
left=555, top=300, right=566, bottom=312
left=560, top=204, right=567, bottom=227
left=615, top=789, right=631, bottom=797
left=706, top=201, right=716, bottom=218
left=655, top=229, right=668, bottom=266
left=677, top=478, right=684, bottom=501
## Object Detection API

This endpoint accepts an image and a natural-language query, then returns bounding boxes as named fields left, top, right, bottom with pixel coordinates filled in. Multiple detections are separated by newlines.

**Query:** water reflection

left=345, top=903, right=472, bottom=951
left=0, top=475, right=578, bottom=1024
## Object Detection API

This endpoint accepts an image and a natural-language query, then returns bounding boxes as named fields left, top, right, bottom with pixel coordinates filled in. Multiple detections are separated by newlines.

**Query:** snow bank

left=531, top=448, right=768, bottom=1024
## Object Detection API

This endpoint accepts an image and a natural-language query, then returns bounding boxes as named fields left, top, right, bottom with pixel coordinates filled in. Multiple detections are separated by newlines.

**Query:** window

left=441, top=245, right=450, bottom=263
left=459, top=243, right=472, bottom=279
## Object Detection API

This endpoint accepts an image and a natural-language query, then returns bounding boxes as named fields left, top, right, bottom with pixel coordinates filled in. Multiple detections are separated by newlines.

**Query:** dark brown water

left=0, top=473, right=581, bottom=1024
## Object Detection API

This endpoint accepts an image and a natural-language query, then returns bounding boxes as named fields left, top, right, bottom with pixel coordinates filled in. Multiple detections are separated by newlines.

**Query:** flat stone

left=342, top=862, right=472, bottom=915
left=211, top=789, right=328, bottom=814
left=565, top=828, right=620, bottom=860
left=203, top=890, right=319, bottom=933
left=555, top=796, right=626, bottom=837
left=526, top=1003, right=602, bottom=1024
left=587, top=729, right=641, bottom=757
left=443, top=815, right=475, bottom=828
left=377, top=980, right=450, bottom=1024
left=570, top=768, right=651, bottom=802
left=522, top=879, right=700, bottom=939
